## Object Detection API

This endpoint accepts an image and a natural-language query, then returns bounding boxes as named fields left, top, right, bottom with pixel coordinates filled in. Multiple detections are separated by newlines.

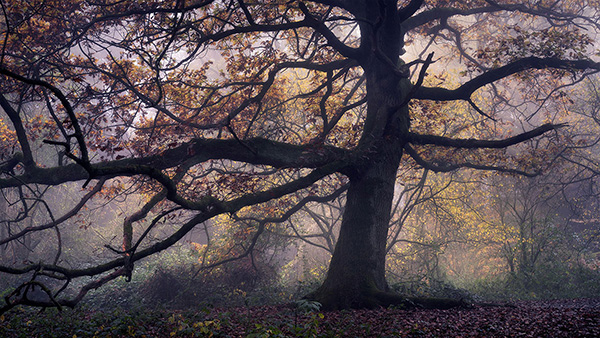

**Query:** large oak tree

left=1, top=0, right=599, bottom=311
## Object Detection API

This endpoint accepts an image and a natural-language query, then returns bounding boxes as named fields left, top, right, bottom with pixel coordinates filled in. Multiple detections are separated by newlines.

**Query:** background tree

left=1, top=0, right=600, bottom=312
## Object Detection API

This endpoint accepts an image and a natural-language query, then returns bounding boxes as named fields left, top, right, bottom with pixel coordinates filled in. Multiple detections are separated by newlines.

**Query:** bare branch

left=0, top=179, right=105, bottom=246
left=200, top=184, right=349, bottom=270
left=408, top=123, right=565, bottom=149
left=298, top=1, right=362, bottom=59
left=404, top=144, right=538, bottom=177
left=398, top=0, right=424, bottom=22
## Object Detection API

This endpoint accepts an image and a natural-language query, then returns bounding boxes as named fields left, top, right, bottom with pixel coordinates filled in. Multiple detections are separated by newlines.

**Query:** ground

left=1, top=298, right=598, bottom=337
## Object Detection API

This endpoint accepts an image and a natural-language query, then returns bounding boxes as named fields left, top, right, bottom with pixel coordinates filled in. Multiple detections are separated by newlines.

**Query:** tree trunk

left=307, top=151, right=472, bottom=311
left=308, top=144, right=404, bottom=310
left=308, top=1, right=414, bottom=310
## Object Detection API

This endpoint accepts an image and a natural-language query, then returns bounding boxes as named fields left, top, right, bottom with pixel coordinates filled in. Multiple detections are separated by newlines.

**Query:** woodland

left=1, top=0, right=600, bottom=336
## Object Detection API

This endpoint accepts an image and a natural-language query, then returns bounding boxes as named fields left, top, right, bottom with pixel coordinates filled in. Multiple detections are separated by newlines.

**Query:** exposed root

left=306, top=288, right=471, bottom=311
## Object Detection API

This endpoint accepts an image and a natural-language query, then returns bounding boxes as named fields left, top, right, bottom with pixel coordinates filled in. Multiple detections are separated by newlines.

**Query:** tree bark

left=308, top=9, right=410, bottom=305
left=308, top=149, right=401, bottom=309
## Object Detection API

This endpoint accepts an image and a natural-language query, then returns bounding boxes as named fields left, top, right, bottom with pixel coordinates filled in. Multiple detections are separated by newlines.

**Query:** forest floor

left=1, top=298, right=599, bottom=337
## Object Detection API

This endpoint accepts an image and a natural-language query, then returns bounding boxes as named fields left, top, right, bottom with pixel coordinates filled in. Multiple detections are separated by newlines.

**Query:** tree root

left=306, top=288, right=473, bottom=311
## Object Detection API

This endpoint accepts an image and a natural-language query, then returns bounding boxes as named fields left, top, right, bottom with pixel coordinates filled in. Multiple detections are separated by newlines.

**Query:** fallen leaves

left=1, top=298, right=598, bottom=337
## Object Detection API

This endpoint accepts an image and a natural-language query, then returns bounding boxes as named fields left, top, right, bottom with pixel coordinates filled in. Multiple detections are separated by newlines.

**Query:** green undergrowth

left=2, top=298, right=599, bottom=338
left=0, top=301, right=327, bottom=338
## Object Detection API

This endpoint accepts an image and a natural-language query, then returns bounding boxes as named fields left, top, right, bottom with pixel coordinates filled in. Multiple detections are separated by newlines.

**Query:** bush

left=467, top=262, right=600, bottom=301
left=391, top=278, right=475, bottom=301
left=81, top=246, right=289, bottom=309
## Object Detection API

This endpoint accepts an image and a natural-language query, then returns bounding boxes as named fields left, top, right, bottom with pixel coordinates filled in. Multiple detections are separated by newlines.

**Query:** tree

left=1, top=0, right=599, bottom=311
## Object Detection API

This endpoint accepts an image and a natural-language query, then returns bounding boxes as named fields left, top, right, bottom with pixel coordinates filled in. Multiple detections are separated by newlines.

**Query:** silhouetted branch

left=0, top=67, right=90, bottom=169
left=0, top=179, right=105, bottom=246
left=414, top=58, right=600, bottom=101
left=408, top=123, right=565, bottom=149
left=199, top=184, right=349, bottom=270
left=404, top=144, right=538, bottom=177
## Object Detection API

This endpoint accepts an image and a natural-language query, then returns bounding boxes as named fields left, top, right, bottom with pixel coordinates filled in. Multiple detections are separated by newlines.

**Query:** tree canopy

left=1, top=0, right=599, bottom=312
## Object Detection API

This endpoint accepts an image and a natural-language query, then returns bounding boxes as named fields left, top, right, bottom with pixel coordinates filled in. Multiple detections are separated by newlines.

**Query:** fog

left=1, top=0, right=600, bottom=315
